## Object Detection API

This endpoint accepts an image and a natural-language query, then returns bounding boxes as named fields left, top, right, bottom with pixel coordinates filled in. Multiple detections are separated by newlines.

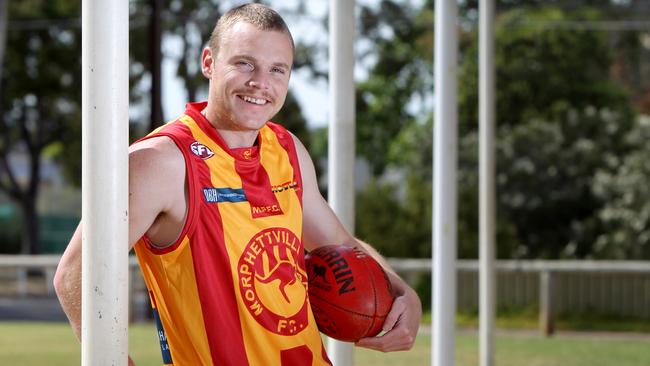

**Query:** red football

left=305, top=245, right=394, bottom=342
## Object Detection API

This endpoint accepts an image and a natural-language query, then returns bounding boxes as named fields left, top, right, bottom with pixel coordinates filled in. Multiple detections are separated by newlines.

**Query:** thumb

left=382, top=297, right=404, bottom=332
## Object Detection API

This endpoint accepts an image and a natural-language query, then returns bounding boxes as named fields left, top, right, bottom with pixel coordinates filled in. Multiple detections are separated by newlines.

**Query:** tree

left=165, top=0, right=221, bottom=105
left=351, top=1, right=646, bottom=260
left=0, top=0, right=82, bottom=254
left=0, top=0, right=316, bottom=255
left=0, top=0, right=7, bottom=89
left=149, top=0, right=164, bottom=131
left=355, top=0, right=433, bottom=175
left=592, top=117, right=650, bottom=259
left=374, top=115, right=519, bottom=259
left=353, top=0, right=520, bottom=259
left=459, top=7, right=637, bottom=258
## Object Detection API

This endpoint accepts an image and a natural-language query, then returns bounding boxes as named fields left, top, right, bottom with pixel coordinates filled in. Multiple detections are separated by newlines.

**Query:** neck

left=216, top=129, right=259, bottom=149
left=201, top=106, right=260, bottom=149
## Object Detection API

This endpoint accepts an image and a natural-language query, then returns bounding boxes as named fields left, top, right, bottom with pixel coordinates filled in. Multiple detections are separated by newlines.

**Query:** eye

left=235, top=60, right=254, bottom=71
left=271, top=66, right=286, bottom=75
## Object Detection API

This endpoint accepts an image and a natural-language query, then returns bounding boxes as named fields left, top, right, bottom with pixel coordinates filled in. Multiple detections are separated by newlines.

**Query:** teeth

left=241, top=95, right=267, bottom=105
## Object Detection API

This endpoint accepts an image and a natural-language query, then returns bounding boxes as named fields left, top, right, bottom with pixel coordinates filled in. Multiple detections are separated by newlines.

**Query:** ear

left=201, top=47, right=214, bottom=78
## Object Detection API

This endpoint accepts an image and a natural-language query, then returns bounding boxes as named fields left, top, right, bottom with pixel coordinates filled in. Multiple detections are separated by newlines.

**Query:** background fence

left=1, top=255, right=649, bottom=334
left=390, top=259, right=650, bottom=335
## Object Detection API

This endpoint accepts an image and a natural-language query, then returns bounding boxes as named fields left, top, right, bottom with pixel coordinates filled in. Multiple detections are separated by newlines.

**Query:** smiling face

left=201, top=21, right=293, bottom=134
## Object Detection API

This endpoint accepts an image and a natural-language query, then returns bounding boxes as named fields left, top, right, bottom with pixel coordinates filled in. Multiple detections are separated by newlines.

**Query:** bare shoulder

left=129, top=135, right=183, bottom=160
left=129, top=136, right=185, bottom=178
left=127, top=136, right=187, bottom=245
left=289, top=133, right=321, bottom=199
left=289, top=133, right=311, bottom=166
left=289, top=133, right=353, bottom=249
left=128, top=136, right=186, bottom=208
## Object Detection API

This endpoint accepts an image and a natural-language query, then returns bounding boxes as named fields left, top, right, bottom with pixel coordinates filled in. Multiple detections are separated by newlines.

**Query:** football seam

left=309, top=292, right=387, bottom=320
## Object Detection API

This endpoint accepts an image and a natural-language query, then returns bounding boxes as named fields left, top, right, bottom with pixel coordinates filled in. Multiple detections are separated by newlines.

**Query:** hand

left=129, top=356, right=136, bottom=366
left=355, top=287, right=422, bottom=352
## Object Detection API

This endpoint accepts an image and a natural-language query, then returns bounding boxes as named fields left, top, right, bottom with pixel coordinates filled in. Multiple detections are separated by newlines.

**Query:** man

left=55, top=4, right=421, bottom=365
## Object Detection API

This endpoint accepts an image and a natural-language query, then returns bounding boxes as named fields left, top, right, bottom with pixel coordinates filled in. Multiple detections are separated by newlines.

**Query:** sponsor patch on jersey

left=271, top=181, right=300, bottom=193
left=251, top=204, right=282, bottom=216
left=190, top=141, right=214, bottom=159
left=203, top=187, right=247, bottom=203
left=153, top=308, right=173, bottom=364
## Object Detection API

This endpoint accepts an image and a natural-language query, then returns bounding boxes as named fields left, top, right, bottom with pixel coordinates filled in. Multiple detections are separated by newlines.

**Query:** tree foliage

left=592, top=116, right=650, bottom=258
left=460, top=7, right=637, bottom=258
left=0, top=0, right=314, bottom=253
left=353, top=1, right=647, bottom=259
left=0, top=0, right=82, bottom=253
left=355, top=0, right=433, bottom=175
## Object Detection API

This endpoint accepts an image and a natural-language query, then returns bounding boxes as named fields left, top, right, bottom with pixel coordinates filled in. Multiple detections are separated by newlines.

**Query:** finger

left=382, top=296, right=406, bottom=332
left=356, top=336, right=408, bottom=353
left=356, top=323, right=414, bottom=352
left=355, top=336, right=383, bottom=350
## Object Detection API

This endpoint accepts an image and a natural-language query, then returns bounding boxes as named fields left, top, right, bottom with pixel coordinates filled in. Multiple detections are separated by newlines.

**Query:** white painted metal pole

left=479, top=0, right=496, bottom=366
left=433, top=0, right=458, bottom=365
left=81, top=1, right=129, bottom=365
left=328, top=0, right=356, bottom=365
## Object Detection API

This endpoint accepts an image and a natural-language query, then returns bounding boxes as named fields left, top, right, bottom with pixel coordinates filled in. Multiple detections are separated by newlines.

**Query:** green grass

left=1, top=322, right=650, bottom=365
left=0, top=322, right=162, bottom=366
left=453, top=307, right=650, bottom=333
left=456, top=307, right=540, bottom=330
left=557, top=313, right=650, bottom=333
left=456, top=331, right=650, bottom=366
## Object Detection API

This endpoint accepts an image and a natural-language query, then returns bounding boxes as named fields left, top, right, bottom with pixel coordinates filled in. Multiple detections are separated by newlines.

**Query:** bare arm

left=293, top=135, right=422, bottom=352
left=53, top=223, right=83, bottom=339
left=53, top=137, right=186, bottom=363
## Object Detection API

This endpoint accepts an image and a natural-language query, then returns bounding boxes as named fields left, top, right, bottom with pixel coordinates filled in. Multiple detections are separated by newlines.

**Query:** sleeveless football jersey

left=134, top=102, right=332, bottom=366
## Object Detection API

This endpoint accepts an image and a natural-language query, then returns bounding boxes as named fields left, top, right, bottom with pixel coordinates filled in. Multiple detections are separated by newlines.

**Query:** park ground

left=1, top=321, right=649, bottom=366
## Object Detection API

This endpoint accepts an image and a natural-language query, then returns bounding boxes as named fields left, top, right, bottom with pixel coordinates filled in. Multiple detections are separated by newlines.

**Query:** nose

left=246, top=69, right=269, bottom=90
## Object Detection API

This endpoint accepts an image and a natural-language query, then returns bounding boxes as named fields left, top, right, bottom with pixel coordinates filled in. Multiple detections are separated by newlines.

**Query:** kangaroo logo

left=254, top=245, right=300, bottom=303
left=238, top=228, right=309, bottom=335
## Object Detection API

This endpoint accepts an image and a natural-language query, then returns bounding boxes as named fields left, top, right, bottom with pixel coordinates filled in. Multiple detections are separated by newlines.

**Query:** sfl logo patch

left=190, top=141, right=214, bottom=159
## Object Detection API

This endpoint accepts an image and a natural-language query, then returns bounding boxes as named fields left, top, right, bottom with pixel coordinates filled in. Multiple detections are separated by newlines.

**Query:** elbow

left=53, top=258, right=80, bottom=301
left=53, top=265, right=67, bottom=298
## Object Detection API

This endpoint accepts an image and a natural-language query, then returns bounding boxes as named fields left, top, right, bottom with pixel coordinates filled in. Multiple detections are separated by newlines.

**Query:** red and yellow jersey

left=134, top=102, right=331, bottom=366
